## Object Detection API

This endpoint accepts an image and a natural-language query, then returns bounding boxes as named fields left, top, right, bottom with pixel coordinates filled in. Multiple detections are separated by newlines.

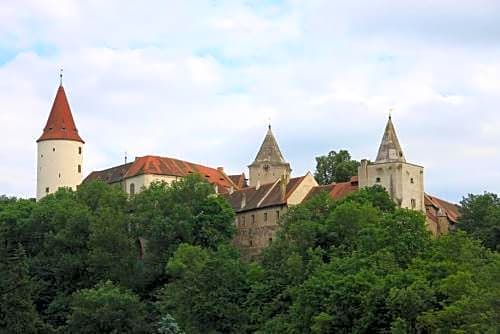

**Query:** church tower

left=248, top=125, right=291, bottom=187
left=36, top=80, right=84, bottom=200
left=358, top=116, right=424, bottom=212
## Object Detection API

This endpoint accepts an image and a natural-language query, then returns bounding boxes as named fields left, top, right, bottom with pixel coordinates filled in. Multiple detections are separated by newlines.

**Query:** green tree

left=0, top=244, right=42, bottom=334
left=161, top=244, right=250, bottom=334
left=130, top=174, right=235, bottom=291
left=156, top=314, right=184, bottom=334
left=67, top=280, right=148, bottom=334
left=314, top=149, right=360, bottom=185
left=458, top=193, right=500, bottom=251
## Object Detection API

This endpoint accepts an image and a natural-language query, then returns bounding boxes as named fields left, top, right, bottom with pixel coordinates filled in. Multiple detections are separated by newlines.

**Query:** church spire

left=375, top=115, right=405, bottom=163
left=37, top=82, right=84, bottom=143
left=252, top=124, right=286, bottom=164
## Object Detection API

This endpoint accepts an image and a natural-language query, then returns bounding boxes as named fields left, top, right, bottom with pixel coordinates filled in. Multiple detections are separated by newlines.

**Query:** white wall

left=37, top=140, right=83, bottom=200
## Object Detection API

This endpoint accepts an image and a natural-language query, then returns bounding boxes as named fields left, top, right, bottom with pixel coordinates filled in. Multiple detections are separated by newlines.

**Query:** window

left=251, top=214, right=255, bottom=224
left=77, top=165, right=81, bottom=173
left=78, top=147, right=82, bottom=154
left=249, top=240, right=253, bottom=247
left=242, top=216, right=246, bottom=225
left=130, top=183, right=135, bottom=195
left=411, top=199, right=416, bottom=209
left=58, top=173, right=61, bottom=178
left=268, top=237, right=273, bottom=243
left=45, top=187, right=49, bottom=194
left=52, top=147, right=56, bottom=152
left=410, top=178, right=414, bottom=184
left=264, top=212, right=268, bottom=222
left=276, top=210, right=280, bottom=219
left=376, top=177, right=381, bottom=183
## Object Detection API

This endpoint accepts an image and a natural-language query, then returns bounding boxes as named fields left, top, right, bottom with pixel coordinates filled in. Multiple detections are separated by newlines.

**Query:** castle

left=37, top=82, right=459, bottom=259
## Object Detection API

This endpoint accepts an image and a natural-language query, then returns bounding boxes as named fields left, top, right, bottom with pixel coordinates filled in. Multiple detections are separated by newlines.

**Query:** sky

left=1, top=0, right=500, bottom=202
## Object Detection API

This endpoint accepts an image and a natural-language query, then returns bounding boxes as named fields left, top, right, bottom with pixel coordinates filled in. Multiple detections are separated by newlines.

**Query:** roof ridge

left=257, top=178, right=281, bottom=208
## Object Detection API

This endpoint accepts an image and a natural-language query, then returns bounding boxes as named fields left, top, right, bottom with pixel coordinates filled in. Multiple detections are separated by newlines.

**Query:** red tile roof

left=305, top=176, right=359, bottom=201
left=84, top=155, right=238, bottom=194
left=37, top=85, right=84, bottom=143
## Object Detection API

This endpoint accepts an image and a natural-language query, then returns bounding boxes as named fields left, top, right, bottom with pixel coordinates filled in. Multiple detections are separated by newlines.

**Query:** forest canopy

left=1, top=174, right=499, bottom=333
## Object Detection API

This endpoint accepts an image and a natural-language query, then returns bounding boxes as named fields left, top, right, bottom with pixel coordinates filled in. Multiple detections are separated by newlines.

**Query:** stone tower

left=249, top=125, right=291, bottom=187
left=358, top=116, right=424, bottom=212
left=36, top=82, right=84, bottom=200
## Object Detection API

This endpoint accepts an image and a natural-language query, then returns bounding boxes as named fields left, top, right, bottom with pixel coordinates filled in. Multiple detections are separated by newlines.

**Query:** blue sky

left=0, top=0, right=499, bottom=202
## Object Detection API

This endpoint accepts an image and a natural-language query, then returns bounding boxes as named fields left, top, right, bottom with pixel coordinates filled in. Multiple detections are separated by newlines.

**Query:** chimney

left=217, top=167, right=224, bottom=172
left=241, top=193, right=246, bottom=209
left=280, top=175, right=286, bottom=200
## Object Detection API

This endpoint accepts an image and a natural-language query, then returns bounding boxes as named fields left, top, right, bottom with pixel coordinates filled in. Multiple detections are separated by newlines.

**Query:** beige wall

left=287, top=172, right=318, bottom=205
left=37, top=140, right=84, bottom=200
left=249, top=163, right=290, bottom=187
left=358, top=160, right=425, bottom=212
left=234, top=206, right=287, bottom=260
left=120, top=174, right=180, bottom=195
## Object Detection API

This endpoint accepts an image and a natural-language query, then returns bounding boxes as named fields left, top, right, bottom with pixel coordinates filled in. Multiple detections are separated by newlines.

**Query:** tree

left=129, top=174, right=235, bottom=291
left=314, top=150, right=360, bottom=185
left=156, top=314, right=184, bottom=334
left=67, top=280, right=148, bottom=334
left=0, top=244, right=42, bottom=334
left=458, top=193, right=500, bottom=251
left=160, top=244, right=250, bottom=334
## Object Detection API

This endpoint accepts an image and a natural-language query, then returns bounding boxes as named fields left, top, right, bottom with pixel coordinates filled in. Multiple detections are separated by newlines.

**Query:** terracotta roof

left=84, top=155, right=238, bottom=193
left=425, top=193, right=460, bottom=224
left=228, top=173, right=248, bottom=188
left=305, top=176, right=359, bottom=201
left=37, top=85, right=84, bottom=143
left=222, top=176, right=305, bottom=213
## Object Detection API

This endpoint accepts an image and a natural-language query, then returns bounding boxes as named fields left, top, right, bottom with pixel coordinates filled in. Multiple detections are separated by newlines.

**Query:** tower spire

left=375, top=115, right=405, bottom=163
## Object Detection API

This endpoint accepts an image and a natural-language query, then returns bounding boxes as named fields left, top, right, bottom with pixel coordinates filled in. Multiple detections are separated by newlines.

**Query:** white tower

left=36, top=80, right=84, bottom=200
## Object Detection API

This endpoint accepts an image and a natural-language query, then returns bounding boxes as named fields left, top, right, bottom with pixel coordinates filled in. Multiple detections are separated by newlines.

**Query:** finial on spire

left=124, top=151, right=128, bottom=164
left=268, top=117, right=271, bottom=130
left=388, top=108, right=393, bottom=120
left=59, top=68, right=63, bottom=86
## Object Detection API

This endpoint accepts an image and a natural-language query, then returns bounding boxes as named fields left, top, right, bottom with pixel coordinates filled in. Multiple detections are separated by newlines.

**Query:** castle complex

left=37, top=82, right=459, bottom=259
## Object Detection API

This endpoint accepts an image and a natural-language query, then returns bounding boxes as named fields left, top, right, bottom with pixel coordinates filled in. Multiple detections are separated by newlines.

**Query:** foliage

left=160, top=244, right=250, bottom=334
left=67, top=280, right=148, bottom=334
left=458, top=192, right=500, bottom=251
left=314, top=149, right=360, bottom=185
left=1, top=177, right=499, bottom=333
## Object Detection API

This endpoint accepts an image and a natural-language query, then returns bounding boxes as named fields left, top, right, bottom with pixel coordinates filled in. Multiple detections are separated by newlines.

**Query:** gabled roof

left=375, top=116, right=405, bottom=163
left=83, top=155, right=238, bottom=193
left=37, top=85, right=84, bottom=143
left=228, top=173, right=248, bottom=188
left=425, top=193, right=460, bottom=224
left=222, top=175, right=306, bottom=212
left=250, top=125, right=287, bottom=165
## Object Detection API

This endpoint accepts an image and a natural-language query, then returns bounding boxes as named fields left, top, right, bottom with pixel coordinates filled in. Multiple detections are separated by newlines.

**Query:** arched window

left=130, top=183, right=135, bottom=195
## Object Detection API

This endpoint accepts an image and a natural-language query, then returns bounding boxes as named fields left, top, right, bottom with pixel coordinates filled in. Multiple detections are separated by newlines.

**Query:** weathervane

left=59, top=68, right=63, bottom=86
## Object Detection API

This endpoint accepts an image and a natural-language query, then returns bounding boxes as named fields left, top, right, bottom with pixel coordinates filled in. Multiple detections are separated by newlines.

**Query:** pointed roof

left=37, top=84, right=84, bottom=143
left=375, top=116, right=405, bottom=163
left=251, top=125, right=287, bottom=165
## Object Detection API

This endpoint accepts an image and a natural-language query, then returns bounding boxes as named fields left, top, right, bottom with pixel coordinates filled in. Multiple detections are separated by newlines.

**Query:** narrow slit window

left=78, top=165, right=81, bottom=173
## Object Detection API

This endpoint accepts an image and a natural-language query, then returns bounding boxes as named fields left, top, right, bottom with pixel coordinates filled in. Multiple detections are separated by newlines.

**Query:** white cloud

left=0, top=0, right=499, bottom=201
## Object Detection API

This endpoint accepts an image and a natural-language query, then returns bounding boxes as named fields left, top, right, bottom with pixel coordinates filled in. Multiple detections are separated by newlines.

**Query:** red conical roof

left=37, top=85, right=84, bottom=143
